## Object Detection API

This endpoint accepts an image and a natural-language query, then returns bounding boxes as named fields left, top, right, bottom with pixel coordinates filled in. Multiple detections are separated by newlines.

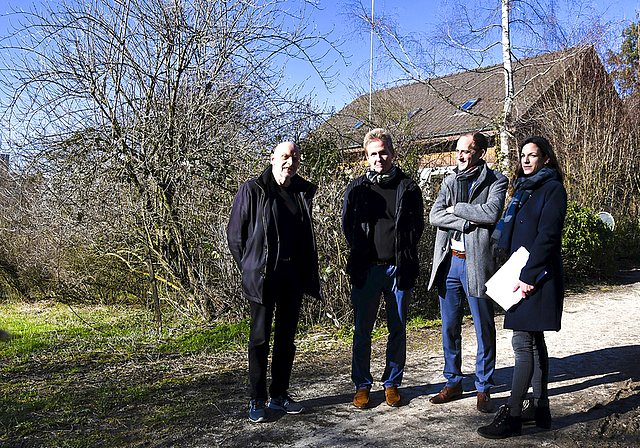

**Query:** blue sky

left=299, top=0, right=640, bottom=111
left=1, top=0, right=639, bottom=113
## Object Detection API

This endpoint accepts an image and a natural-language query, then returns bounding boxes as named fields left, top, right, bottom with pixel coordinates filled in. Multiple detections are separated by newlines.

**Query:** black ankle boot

left=521, top=397, right=535, bottom=422
left=477, top=404, right=522, bottom=439
left=534, top=405, right=552, bottom=429
left=521, top=398, right=552, bottom=429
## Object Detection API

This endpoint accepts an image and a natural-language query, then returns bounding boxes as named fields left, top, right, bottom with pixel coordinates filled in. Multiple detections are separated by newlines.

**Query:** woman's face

left=521, top=143, right=549, bottom=176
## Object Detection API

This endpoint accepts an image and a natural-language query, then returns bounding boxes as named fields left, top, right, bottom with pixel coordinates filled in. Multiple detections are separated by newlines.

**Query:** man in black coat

left=227, top=142, right=321, bottom=423
left=342, top=128, right=424, bottom=409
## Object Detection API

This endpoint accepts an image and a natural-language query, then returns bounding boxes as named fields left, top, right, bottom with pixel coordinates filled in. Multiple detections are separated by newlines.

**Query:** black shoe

left=521, top=398, right=535, bottom=422
left=477, top=404, right=522, bottom=439
left=521, top=398, right=552, bottom=429
left=534, top=405, right=552, bottom=429
left=268, top=394, right=305, bottom=414
left=249, top=399, right=267, bottom=423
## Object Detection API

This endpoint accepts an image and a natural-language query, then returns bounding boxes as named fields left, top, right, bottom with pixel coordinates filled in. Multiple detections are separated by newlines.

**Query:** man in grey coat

left=428, top=132, right=507, bottom=413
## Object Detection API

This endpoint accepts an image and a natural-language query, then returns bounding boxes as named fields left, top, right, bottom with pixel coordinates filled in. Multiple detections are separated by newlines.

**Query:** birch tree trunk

left=500, top=0, right=514, bottom=171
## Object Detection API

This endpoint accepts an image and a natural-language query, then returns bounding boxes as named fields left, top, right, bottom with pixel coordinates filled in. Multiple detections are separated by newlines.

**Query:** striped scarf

left=366, top=165, right=398, bottom=185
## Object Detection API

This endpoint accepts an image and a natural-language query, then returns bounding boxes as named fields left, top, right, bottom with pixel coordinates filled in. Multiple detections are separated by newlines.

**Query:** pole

left=369, top=0, right=374, bottom=125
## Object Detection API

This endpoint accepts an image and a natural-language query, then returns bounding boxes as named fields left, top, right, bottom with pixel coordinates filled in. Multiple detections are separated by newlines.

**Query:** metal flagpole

left=369, top=0, right=374, bottom=125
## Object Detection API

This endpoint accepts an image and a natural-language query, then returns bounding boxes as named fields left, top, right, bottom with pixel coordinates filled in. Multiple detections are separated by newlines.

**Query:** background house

left=315, top=46, right=637, bottom=214
left=322, top=46, right=622, bottom=182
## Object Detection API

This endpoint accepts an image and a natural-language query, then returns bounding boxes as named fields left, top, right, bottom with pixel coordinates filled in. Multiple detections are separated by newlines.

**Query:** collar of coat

left=256, top=165, right=317, bottom=198
left=451, top=160, right=491, bottom=197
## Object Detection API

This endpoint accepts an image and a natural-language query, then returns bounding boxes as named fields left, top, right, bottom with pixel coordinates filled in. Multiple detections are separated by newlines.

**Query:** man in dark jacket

left=227, top=141, right=321, bottom=423
left=342, top=128, right=424, bottom=409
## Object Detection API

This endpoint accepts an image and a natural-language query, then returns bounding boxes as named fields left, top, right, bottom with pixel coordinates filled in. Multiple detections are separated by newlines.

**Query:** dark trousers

left=248, top=261, right=303, bottom=400
left=351, top=264, right=411, bottom=390
left=507, top=330, right=549, bottom=414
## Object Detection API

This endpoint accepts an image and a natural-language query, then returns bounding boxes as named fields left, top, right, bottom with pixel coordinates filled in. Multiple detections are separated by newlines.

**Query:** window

left=453, top=98, right=479, bottom=116
left=460, top=98, right=479, bottom=111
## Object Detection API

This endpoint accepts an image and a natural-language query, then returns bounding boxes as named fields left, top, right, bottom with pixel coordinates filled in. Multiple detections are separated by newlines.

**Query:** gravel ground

left=203, top=267, right=640, bottom=448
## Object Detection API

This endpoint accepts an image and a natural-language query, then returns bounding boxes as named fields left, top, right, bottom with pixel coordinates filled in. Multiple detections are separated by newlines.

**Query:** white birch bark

left=500, top=0, right=514, bottom=170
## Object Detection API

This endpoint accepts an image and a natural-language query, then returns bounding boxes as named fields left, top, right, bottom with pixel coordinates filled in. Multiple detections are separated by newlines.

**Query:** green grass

left=0, top=298, right=447, bottom=446
left=333, top=314, right=442, bottom=343
left=159, top=319, right=250, bottom=354
left=0, top=299, right=253, bottom=361
left=0, top=299, right=241, bottom=446
left=407, top=315, right=441, bottom=330
left=0, top=300, right=150, bottom=359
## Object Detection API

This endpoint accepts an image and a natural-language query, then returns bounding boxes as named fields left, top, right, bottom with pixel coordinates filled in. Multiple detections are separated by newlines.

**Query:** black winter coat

left=227, top=167, right=321, bottom=304
left=342, top=168, right=424, bottom=290
left=504, top=178, right=567, bottom=331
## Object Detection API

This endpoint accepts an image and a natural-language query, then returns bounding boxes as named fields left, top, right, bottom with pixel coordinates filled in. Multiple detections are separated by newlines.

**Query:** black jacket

left=227, top=166, right=321, bottom=304
left=504, top=178, right=567, bottom=331
left=342, top=168, right=424, bottom=290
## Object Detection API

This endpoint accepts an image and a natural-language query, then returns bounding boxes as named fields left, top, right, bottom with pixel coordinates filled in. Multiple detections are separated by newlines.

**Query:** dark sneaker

left=477, top=404, right=522, bottom=439
left=249, top=399, right=267, bottom=423
left=269, top=394, right=305, bottom=414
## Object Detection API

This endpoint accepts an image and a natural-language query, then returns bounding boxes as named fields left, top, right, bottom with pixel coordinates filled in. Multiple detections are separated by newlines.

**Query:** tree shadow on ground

left=2, top=340, right=638, bottom=447
left=296, top=345, right=639, bottom=428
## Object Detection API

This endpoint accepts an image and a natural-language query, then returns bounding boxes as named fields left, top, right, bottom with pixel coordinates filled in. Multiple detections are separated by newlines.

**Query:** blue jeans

left=507, top=330, right=549, bottom=414
left=351, top=264, right=411, bottom=390
left=438, top=255, right=496, bottom=392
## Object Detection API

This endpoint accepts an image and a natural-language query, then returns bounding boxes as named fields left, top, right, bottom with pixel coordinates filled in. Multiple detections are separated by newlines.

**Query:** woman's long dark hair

left=509, top=136, right=564, bottom=194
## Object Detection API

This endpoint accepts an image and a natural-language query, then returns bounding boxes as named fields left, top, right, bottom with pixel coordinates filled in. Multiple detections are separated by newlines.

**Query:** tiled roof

left=322, top=46, right=597, bottom=147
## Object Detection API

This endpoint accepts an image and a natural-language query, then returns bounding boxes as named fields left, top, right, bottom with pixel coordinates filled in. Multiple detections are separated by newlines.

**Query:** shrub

left=612, top=217, right=640, bottom=262
left=562, top=201, right=615, bottom=281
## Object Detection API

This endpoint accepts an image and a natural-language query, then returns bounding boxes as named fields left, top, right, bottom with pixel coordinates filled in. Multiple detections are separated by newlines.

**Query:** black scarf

left=491, top=167, right=558, bottom=261
left=450, top=160, right=484, bottom=240
left=454, top=160, right=484, bottom=204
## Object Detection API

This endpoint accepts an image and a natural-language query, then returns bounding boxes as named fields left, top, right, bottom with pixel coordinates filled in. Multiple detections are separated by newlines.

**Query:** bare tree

left=519, top=47, right=640, bottom=216
left=0, top=0, right=338, bottom=321
left=344, top=0, right=616, bottom=168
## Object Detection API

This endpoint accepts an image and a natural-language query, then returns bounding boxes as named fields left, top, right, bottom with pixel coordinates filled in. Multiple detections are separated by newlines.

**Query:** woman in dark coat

left=478, top=136, right=567, bottom=439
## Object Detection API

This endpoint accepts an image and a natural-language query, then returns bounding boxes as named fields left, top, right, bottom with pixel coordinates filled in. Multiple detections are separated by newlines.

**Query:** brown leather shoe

left=429, top=383, right=463, bottom=404
left=353, top=388, right=370, bottom=408
left=477, top=391, right=493, bottom=413
left=385, top=386, right=401, bottom=407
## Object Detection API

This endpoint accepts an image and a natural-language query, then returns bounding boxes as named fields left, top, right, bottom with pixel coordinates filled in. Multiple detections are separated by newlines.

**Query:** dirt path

left=204, top=269, right=640, bottom=448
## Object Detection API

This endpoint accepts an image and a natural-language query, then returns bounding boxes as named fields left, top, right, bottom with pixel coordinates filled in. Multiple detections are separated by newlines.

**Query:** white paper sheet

left=485, top=246, right=529, bottom=311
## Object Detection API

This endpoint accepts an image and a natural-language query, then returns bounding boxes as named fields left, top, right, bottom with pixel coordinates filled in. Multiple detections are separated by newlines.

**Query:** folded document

left=485, top=246, right=530, bottom=311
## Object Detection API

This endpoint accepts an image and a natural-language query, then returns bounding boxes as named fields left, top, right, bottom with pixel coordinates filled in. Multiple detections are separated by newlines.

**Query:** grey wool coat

left=428, top=163, right=508, bottom=298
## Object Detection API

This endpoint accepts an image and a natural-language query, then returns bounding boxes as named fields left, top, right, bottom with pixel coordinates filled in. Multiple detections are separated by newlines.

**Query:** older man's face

left=456, top=135, right=484, bottom=172
left=271, top=142, right=300, bottom=186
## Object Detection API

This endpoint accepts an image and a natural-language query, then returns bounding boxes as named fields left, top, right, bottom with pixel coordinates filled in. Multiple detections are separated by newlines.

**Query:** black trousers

left=248, top=261, right=303, bottom=400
